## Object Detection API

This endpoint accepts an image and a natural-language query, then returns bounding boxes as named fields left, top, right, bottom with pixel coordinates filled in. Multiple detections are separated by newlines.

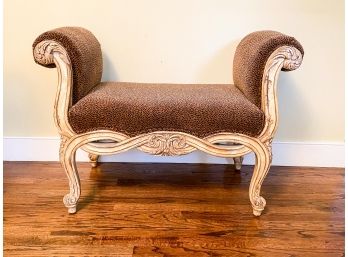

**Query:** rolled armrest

left=32, top=27, right=103, bottom=104
left=233, top=31, right=304, bottom=108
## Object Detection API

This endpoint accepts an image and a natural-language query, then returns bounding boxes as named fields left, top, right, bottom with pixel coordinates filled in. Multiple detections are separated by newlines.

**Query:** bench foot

left=68, top=206, right=77, bottom=214
left=63, top=193, right=78, bottom=214
left=233, top=156, right=243, bottom=171
left=88, top=153, right=99, bottom=167
left=251, top=196, right=266, bottom=216
left=252, top=208, right=263, bottom=217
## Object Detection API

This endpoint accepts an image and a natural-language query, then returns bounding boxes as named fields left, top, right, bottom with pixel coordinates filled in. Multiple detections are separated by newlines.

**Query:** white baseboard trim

left=3, top=137, right=345, bottom=167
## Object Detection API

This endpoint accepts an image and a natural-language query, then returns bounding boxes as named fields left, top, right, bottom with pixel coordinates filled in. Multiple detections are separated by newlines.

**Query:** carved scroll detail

left=282, top=47, right=303, bottom=71
left=251, top=183, right=266, bottom=215
left=142, top=134, right=189, bottom=156
left=34, top=40, right=70, bottom=66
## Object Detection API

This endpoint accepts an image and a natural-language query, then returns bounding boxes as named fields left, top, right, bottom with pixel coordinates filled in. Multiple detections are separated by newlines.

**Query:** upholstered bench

left=33, top=27, right=303, bottom=216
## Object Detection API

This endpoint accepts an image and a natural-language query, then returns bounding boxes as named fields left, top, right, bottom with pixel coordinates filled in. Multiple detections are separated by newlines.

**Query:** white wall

left=3, top=0, right=345, bottom=165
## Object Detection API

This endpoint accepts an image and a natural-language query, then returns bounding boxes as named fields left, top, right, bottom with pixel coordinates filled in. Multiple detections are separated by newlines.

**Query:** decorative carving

left=36, top=39, right=302, bottom=216
left=63, top=194, right=78, bottom=214
left=264, top=139, right=273, bottom=162
left=34, top=41, right=54, bottom=65
left=142, top=134, right=189, bottom=156
left=251, top=195, right=266, bottom=216
left=59, top=135, right=69, bottom=163
left=282, top=47, right=303, bottom=71
left=34, top=40, right=70, bottom=66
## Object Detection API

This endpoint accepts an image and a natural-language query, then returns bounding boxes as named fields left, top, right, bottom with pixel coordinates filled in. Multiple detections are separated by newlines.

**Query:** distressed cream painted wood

left=33, top=40, right=302, bottom=216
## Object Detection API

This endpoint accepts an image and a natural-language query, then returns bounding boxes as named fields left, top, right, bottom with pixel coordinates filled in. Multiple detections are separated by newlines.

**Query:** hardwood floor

left=4, top=161, right=344, bottom=256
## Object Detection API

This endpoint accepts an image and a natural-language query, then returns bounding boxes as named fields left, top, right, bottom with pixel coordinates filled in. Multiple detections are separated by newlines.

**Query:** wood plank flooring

left=4, top=162, right=344, bottom=256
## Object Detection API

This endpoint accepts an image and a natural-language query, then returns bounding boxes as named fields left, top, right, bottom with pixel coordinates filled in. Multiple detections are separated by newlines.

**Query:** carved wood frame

left=33, top=40, right=302, bottom=216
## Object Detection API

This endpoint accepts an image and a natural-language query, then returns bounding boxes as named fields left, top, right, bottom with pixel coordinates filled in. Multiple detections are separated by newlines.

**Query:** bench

left=33, top=27, right=303, bottom=216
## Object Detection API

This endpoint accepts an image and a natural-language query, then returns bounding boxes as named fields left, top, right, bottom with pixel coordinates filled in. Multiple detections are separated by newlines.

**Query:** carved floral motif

left=143, top=134, right=189, bottom=156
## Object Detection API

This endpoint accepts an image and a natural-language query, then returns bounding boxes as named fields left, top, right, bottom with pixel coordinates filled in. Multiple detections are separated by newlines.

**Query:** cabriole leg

left=60, top=137, right=81, bottom=214
left=249, top=143, right=271, bottom=216
left=233, top=156, right=244, bottom=171
left=88, top=153, right=99, bottom=168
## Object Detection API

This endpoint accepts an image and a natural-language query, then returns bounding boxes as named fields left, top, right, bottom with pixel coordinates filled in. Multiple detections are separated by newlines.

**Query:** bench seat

left=68, top=82, right=265, bottom=137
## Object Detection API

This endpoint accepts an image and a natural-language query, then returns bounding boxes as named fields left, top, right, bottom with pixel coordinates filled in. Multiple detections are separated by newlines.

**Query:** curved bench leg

left=233, top=156, right=243, bottom=171
left=249, top=143, right=271, bottom=216
left=88, top=153, right=99, bottom=168
left=60, top=136, right=81, bottom=214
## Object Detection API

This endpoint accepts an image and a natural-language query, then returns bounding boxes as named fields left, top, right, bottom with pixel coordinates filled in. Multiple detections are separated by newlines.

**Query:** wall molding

left=3, top=137, right=345, bottom=167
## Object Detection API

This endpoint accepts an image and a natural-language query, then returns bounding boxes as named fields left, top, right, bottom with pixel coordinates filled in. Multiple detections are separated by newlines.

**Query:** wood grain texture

left=4, top=162, right=344, bottom=256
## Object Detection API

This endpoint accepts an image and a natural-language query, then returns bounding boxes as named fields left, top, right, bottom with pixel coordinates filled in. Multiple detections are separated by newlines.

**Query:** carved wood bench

left=33, top=27, right=303, bottom=216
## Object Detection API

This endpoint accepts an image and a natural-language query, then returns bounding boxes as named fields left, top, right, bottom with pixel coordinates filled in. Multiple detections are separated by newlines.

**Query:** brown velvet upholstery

left=233, top=31, right=304, bottom=107
left=32, top=27, right=103, bottom=104
left=68, top=82, right=265, bottom=138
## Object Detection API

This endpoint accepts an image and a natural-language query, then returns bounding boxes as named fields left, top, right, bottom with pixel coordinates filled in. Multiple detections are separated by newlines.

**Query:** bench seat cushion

left=68, top=82, right=265, bottom=138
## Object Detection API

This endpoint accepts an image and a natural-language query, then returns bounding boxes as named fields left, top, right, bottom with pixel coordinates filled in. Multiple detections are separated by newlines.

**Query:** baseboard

left=3, top=137, right=345, bottom=167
